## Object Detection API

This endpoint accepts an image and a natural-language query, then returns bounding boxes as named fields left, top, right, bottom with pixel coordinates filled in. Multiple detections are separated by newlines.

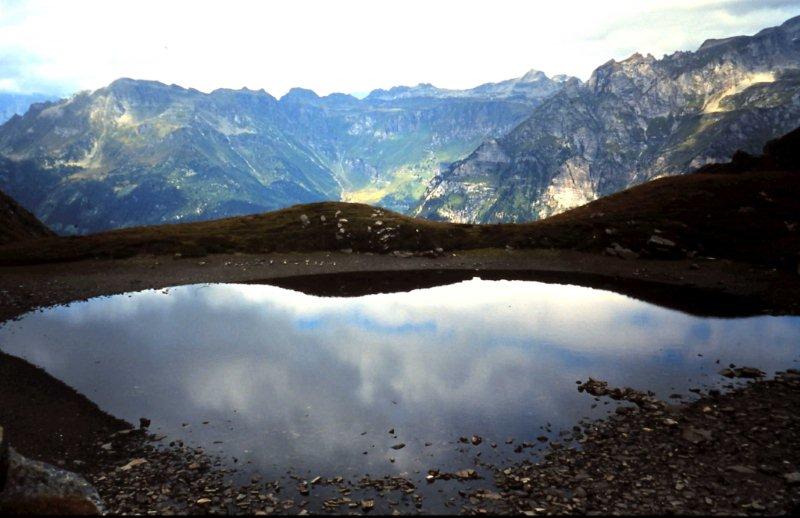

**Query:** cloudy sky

left=0, top=0, right=798, bottom=97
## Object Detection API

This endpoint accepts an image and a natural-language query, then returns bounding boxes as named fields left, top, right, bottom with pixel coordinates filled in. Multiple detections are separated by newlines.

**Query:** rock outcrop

left=0, top=425, right=103, bottom=515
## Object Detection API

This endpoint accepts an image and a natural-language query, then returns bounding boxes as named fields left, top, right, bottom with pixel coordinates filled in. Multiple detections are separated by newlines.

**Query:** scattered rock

left=681, top=426, right=713, bottom=444
left=119, top=458, right=147, bottom=471
left=648, top=235, right=676, bottom=247
left=719, top=367, right=765, bottom=378
left=727, top=465, right=757, bottom=475
left=783, top=472, right=800, bottom=485
left=605, top=242, right=639, bottom=260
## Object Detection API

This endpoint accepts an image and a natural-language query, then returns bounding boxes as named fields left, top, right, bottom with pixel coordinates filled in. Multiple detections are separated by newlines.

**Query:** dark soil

left=265, top=268, right=771, bottom=317
left=0, top=354, right=129, bottom=474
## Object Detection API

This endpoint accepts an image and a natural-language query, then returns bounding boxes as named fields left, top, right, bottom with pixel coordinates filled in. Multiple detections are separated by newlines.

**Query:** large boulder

left=0, top=425, right=103, bottom=515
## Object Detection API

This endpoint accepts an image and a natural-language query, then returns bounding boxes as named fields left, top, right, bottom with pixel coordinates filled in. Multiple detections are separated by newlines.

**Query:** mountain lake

left=1, top=278, right=799, bottom=511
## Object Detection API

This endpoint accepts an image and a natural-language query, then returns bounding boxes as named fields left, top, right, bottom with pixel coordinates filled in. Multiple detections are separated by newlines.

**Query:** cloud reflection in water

left=1, top=279, right=799, bottom=477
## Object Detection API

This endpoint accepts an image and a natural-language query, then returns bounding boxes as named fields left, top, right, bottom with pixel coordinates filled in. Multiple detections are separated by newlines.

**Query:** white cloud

left=0, top=1, right=797, bottom=97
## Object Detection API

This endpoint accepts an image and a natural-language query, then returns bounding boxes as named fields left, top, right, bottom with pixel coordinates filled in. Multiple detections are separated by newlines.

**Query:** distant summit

left=280, top=87, right=320, bottom=103
left=365, top=70, right=577, bottom=102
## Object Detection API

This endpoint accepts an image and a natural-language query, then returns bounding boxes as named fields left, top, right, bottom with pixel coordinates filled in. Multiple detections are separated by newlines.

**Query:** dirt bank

left=1, top=248, right=799, bottom=325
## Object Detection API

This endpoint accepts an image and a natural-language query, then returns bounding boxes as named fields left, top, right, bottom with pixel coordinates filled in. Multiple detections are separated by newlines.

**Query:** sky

left=0, top=0, right=798, bottom=98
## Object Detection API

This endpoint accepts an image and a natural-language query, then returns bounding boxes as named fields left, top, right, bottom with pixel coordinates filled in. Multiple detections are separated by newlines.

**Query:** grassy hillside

left=0, top=168, right=797, bottom=271
left=2, top=126, right=798, bottom=269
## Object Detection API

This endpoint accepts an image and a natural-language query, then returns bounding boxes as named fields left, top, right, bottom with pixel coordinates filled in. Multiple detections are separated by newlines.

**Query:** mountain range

left=418, top=16, right=800, bottom=222
left=0, top=70, right=567, bottom=233
left=0, top=15, right=798, bottom=233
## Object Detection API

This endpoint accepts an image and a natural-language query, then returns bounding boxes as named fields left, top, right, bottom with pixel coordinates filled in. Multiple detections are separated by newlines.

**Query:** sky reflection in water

left=1, top=279, right=799, bottom=480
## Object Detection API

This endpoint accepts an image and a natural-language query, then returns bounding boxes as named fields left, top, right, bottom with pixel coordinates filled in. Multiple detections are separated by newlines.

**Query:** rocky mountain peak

left=417, top=15, right=800, bottom=224
left=551, top=74, right=574, bottom=83
left=279, top=87, right=320, bottom=103
left=520, top=69, right=548, bottom=82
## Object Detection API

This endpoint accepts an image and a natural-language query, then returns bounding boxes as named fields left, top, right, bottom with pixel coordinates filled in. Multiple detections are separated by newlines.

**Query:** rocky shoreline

left=465, top=371, right=800, bottom=515
left=6, top=369, right=796, bottom=515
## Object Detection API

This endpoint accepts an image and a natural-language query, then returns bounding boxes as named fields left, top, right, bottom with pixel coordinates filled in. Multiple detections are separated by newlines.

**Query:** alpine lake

left=2, top=277, right=799, bottom=512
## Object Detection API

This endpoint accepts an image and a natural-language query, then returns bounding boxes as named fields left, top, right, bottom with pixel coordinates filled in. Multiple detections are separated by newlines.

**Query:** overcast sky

left=0, top=0, right=798, bottom=98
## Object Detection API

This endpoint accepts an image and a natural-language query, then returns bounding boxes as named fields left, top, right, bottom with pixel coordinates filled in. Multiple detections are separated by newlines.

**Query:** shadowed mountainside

left=0, top=189, right=54, bottom=245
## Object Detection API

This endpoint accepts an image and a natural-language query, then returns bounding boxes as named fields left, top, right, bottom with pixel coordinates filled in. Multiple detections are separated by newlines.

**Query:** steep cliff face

left=0, top=73, right=556, bottom=233
left=417, top=16, right=800, bottom=223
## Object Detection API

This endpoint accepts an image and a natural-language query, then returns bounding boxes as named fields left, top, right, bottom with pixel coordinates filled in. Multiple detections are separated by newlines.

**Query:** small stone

left=720, top=367, right=765, bottom=378
left=728, top=465, right=757, bottom=475
left=454, top=469, right=479, bottom=480
left=681, top=426, right=712, bottom=444
left=120, top=458, right=148, bottom=471
left=784, top=472, right=800, bottom=485
left=648, top=235, right=676, bottom=247
left=390, top=443, right=405, bottom=450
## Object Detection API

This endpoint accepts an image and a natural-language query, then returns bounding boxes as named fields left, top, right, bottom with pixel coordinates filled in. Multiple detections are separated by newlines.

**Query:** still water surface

left=1, top=279, right=799, bottom=483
